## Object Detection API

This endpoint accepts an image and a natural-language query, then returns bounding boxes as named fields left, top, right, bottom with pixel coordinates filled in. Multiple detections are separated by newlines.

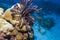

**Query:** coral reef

left=0, top=0, right=55, bottom=40
left=0, top=0, right=40, bottom=40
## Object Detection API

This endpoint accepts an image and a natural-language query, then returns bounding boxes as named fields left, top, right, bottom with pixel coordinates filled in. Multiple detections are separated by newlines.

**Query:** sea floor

left=33, top=13, right=60, bottom=40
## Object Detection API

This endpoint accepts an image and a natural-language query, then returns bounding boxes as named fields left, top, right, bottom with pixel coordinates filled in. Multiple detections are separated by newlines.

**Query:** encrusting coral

left=0, top=8, right=14, bottom=33
left=0, top=0, right=41, bottom=40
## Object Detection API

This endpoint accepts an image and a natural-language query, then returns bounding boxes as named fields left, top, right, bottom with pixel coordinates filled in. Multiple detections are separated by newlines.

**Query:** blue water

left=0, top=0, right=60, bottom=40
